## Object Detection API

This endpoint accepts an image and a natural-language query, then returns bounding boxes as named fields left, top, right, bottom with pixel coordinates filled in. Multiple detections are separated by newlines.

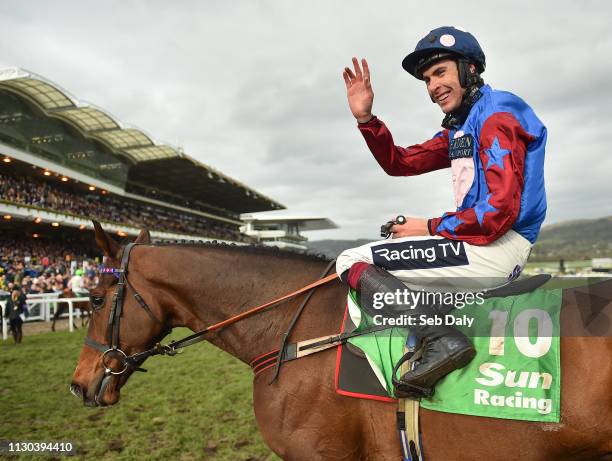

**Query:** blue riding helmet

left=402, top=26, right=486, bottom=80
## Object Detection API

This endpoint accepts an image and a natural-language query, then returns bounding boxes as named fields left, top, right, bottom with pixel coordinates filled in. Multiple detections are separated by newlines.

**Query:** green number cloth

left=347, top=288, right=562, bottom=422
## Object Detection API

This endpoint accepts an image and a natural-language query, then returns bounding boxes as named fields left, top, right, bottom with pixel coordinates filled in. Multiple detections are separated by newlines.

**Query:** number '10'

left=488, top=309, right=553, bottom=358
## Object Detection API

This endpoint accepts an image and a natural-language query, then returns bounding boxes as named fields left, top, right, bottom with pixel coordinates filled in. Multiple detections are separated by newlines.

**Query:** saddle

left=484, top=274, right=551, bottom=299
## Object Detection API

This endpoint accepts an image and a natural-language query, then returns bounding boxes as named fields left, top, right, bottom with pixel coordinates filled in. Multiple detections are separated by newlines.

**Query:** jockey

left=68, top=268, right=89, bottom=297
left=338, top=26, right=547, bottom=398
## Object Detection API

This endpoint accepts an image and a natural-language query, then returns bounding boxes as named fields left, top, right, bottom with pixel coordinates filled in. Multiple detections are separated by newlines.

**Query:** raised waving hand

left=343, top=57, right=374, bottom=123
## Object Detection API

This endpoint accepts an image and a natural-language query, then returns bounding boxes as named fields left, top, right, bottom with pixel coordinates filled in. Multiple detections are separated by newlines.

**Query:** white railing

left=1, top=295, right=89, bottom=340
left=23, top=292, right=61, bottom=321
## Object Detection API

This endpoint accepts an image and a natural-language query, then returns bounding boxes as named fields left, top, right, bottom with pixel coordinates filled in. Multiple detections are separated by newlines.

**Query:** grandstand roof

left=241, top=214, right=338, bottom=231
left=0, top=67, right=284, bottom=215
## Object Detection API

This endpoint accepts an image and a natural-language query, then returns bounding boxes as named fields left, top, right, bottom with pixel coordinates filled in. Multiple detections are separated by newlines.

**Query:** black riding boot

left=394, top=324, right=475, bottom=398
left=357, top=265, right=475, bottom=398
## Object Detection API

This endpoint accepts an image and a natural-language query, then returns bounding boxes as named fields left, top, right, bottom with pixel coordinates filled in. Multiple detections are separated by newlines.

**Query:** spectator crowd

left=0, top=235, right=99, bottom=344
left=0, top=171, right=243, bottom=241
left=0, top=236, right=99, bottom=298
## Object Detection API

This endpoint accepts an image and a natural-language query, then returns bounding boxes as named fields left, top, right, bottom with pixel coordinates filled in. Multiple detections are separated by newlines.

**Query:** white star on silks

left=436, top=214, right=465, bottom=236
left=485, top=137, right=511, bottom=170
left=474, top=193, right=498, bottom=226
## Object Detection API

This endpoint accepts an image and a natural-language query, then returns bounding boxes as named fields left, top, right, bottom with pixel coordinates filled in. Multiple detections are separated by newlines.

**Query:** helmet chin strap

left=441, top=82, right=484, bottom=130
left=457, top=59, right=484, bottom=88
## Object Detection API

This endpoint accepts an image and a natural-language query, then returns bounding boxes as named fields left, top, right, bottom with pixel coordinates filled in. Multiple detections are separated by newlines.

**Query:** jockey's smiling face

left=422, top=59, right=467, bottom=114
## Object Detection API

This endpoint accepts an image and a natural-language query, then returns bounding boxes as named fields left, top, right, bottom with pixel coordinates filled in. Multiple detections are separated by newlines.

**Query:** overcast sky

left=1, top=1, right=610, bottom=240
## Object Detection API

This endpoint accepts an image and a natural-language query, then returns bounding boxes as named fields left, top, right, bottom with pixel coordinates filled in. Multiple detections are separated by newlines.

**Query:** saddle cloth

left=336, top=287, right=563, bottom=423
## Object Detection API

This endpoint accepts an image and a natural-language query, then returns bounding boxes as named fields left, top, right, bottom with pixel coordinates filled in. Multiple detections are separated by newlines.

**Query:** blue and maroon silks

left=358, top=84, right=547, bottom=246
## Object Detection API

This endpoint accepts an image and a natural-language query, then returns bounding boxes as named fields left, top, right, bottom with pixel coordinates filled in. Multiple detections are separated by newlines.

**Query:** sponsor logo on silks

left=371, top=238, right=469, bottom=271
left=449, top=133, right=474, bottom=160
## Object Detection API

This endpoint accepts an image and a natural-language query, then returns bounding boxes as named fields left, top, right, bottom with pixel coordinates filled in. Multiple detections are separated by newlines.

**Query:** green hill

left=530, top=216, right=612, bottom=261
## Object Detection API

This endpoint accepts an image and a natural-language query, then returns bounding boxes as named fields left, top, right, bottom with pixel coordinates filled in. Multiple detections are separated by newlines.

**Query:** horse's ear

left=93, top=220, right=120, bottom=258
left=135, top=228, right=151, bottom=245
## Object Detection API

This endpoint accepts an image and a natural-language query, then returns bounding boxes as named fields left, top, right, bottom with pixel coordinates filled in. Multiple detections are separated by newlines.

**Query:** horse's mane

left=150, top=240, right=334, bottom=264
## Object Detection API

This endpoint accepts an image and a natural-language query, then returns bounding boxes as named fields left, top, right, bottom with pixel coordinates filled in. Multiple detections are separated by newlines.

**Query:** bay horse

left=71, top=222, right=612, bottom=460
left=51, top=288, right=90, bottom=332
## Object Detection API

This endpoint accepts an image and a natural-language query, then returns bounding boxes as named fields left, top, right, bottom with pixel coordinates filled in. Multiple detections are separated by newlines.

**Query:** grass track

left=0, top=328, right=278, bottom=460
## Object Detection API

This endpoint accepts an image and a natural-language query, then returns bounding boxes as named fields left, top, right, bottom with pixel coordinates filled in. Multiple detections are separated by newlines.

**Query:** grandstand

left=0, top=67, right=290, bottom=322
left=0, top=67, right=285, bottom=246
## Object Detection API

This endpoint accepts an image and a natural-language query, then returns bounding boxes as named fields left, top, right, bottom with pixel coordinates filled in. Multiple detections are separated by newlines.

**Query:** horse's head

left=70, top=221, right=170, bottom=407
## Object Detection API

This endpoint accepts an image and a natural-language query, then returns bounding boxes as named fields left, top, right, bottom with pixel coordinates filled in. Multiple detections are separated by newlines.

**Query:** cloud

left=0, top=0, right=610, bottom=240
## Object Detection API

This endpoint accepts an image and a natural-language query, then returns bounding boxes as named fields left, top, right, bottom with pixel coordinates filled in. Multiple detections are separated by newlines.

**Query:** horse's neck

left=142, top=246, right=344, bottom=364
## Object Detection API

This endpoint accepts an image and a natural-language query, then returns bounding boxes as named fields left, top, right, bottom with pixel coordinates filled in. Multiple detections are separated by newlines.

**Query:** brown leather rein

left=84, top=242, right=338, bottom=376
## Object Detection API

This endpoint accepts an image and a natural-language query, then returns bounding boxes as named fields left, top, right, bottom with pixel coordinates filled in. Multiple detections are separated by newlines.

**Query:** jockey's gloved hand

left=380, top=215, right=407, bottom=238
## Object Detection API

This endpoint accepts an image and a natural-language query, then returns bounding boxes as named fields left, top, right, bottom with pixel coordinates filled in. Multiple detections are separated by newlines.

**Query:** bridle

left=84, top=243, right=165, bottom=376
left=84, top=242, right=337, bottom=377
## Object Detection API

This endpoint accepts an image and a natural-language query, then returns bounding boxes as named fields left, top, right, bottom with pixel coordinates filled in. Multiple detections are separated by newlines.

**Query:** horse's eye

left=90, top=295, right=105, bottom=310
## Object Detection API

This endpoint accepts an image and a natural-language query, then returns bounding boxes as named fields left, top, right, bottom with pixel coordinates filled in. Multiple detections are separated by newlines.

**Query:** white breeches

left=336, top=230, right=532, bottom=291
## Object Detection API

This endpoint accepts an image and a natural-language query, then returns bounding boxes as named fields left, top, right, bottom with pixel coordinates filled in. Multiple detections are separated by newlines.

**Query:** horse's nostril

left=70, top=383, right=83, bottom=399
